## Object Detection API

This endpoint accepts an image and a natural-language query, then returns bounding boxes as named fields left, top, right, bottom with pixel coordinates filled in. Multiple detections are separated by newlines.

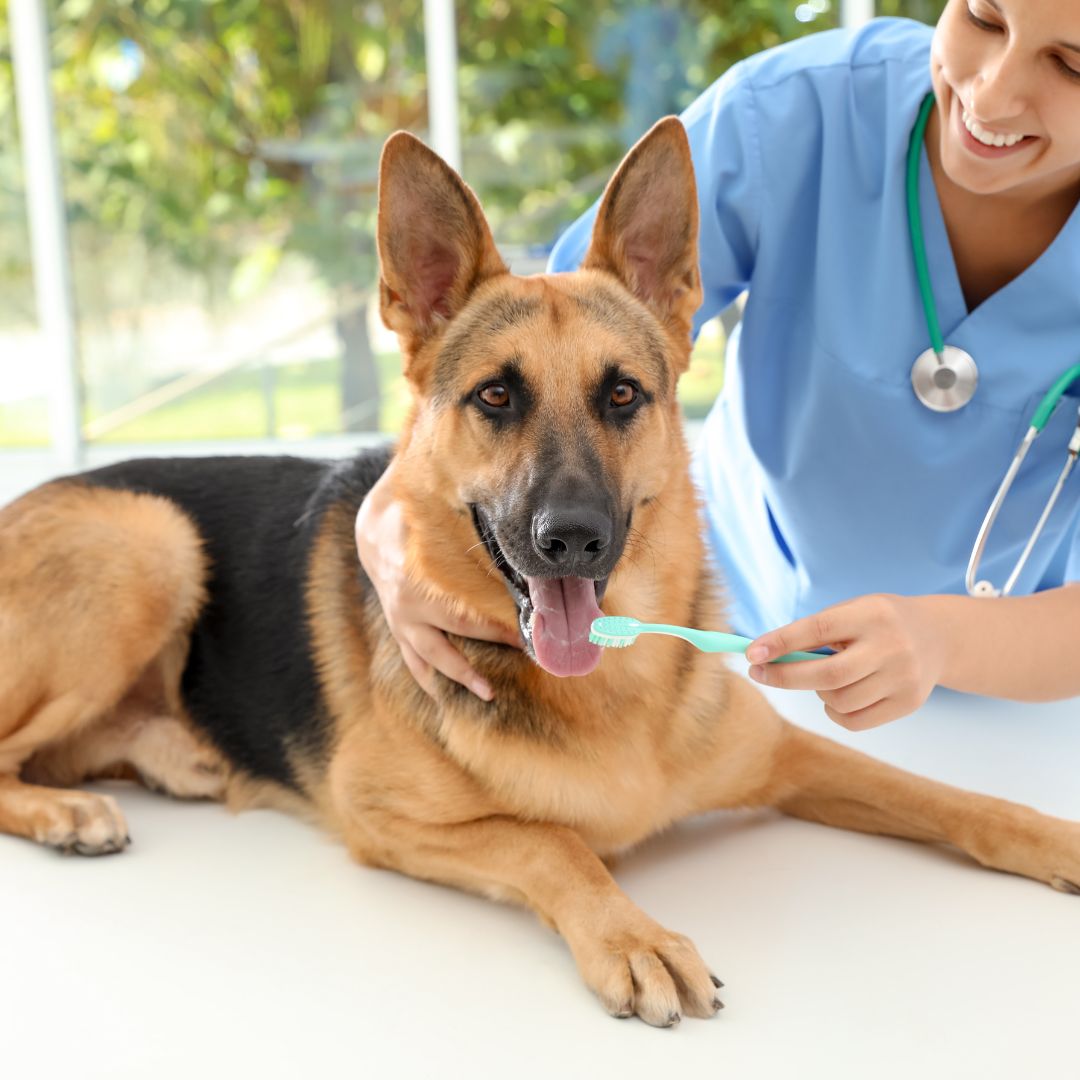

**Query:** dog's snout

left=532, top=505, right=612, bottom=570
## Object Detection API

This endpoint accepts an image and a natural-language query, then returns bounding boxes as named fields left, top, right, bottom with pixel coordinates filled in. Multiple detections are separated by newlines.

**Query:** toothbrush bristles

left=588, top=632, right=635, bottom=648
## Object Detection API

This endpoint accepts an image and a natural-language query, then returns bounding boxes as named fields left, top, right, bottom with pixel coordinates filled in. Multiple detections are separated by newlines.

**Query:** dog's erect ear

left=376, top=132, right=507, bottom=353
left=581, top=117, right=702, bottom=334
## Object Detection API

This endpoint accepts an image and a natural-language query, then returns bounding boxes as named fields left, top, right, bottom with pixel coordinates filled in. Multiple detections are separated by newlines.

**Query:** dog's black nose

left=532, top=505, right=612, bottom=570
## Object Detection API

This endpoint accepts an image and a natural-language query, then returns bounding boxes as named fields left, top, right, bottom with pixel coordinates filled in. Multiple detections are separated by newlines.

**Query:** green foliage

left=2, top=0, right=953, bottom=275
left=1, top=1, right=949, bottom=285
left=0, top=0, right=948, bottom=445
left=0, top=9, right=35, bottom=325
left=878, top=0, right=947, bottom=22
left=456, top=0, right=842, bottom=240
left=1, top=0, right=857, bottom=286
left=38, top=0, right=429, bottom=285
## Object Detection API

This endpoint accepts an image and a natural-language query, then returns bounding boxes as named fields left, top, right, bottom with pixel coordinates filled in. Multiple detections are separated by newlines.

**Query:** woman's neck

left=925, top=109, right=1080, bottom=310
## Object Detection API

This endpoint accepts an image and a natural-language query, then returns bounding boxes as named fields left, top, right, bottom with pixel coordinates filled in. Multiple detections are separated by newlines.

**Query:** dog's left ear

left=377, top=132, right=507, bottom=356
left=581, top=117, right=702, bottom=337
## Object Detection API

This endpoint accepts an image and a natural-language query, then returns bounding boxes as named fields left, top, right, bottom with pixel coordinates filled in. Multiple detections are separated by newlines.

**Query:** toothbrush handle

left=770, top=648, right=827, bottom=664
left=678, top=627, right=754, bottom=653
left=639, top=624, right=824, bottom=663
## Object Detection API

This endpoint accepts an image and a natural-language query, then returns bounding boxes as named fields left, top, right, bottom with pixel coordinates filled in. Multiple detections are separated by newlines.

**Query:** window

left=0, top=5, right=46, bottom=449
left=2, top=0, right=946, bottom=473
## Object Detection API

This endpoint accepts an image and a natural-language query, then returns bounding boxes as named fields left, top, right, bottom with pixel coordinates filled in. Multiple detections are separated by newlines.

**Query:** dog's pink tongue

left=527, top=576, right=603, bottom=678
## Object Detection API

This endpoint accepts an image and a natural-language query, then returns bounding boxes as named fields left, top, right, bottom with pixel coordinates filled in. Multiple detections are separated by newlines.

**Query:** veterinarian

left=356, top=0, right=1080, bottom=730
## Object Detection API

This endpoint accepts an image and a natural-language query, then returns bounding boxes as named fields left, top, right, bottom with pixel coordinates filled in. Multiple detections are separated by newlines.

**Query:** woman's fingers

left=407, top=625, right=494, bottom=701
left=817, top=670, right=891, bottom=716
left=430, top=607, right=521, bottom=648
left=399, top=639, right=437, bottom=699
left=749, top=646, right=870, bottom=692
left=823, top=697, right=908, bottom=732
left=745, top=607, right=847, bottom=664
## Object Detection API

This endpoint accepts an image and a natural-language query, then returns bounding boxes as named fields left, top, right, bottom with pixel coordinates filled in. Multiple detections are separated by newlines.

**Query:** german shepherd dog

left=2, top=120, right=1078, bottom=1027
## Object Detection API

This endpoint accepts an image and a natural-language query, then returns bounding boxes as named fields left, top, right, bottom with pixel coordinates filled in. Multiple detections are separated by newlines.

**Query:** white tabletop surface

left=3, top=673, right=1078, bottom=1080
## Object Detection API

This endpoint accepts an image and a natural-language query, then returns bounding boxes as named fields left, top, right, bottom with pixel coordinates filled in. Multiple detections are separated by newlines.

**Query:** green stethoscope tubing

left=906, top=93, right=1080, bottom=595
left=907, top=93, right=947, bottom=358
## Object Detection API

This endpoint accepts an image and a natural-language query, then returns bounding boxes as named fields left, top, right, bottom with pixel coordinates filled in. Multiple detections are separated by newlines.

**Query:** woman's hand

left=744, top=594, right=946, bottom=730
left=355, top=467, right=520, bottom=701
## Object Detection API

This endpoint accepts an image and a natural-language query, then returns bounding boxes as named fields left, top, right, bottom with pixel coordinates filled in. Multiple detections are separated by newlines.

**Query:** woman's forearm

left=920, top=584, right=1080, bottom=702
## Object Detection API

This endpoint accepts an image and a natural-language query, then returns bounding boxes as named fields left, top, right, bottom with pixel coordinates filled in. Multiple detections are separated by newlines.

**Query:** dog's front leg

left=343, top=808, right=724, bottom=1026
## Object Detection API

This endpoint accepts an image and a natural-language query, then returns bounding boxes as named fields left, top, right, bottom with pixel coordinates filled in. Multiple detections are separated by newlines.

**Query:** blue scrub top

left=548, top=17, right=1080, bottom=637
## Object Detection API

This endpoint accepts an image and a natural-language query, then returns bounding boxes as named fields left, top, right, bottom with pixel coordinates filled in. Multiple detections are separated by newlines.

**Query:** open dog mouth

left=470, top=505, right=608, bottom=678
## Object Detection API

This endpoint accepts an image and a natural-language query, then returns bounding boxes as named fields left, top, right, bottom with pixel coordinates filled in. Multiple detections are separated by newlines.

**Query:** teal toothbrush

left=589, top=615, right=825, bottom=663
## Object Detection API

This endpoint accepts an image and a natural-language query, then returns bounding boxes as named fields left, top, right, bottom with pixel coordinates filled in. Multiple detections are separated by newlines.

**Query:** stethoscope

left=906, top=92, right=1080, bottom=597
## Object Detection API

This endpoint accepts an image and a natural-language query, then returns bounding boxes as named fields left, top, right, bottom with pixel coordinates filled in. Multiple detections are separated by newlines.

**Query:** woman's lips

left=953, top=98, right=1037, bottom=159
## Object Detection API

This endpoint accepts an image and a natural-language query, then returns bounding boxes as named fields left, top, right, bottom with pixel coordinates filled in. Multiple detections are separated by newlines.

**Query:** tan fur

left=1, top=120, right=1078, bottom=1025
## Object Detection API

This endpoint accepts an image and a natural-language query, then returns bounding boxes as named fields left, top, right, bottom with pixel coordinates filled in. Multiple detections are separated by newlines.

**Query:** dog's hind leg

left=0, top=480, right=207, bottom=854
left=715, top=679, right=1080, bottom=893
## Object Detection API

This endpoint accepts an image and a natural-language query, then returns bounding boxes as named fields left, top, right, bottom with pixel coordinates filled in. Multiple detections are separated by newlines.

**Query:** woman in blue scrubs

left=357, top=0, right=1080, bottom=728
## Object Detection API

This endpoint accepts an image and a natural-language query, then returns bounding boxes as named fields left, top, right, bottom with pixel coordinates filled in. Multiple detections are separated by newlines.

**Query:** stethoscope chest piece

left=911, top=345, right=979, bottom=412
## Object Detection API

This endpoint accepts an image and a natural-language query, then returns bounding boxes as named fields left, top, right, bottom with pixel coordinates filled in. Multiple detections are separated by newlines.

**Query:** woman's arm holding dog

left=744, top=584, right=1080, bottom=729
left=356, top=465, right=518, bottom=701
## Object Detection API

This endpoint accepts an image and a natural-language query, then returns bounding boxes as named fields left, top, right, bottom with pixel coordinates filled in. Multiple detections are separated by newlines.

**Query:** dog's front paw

left=1047, top=823, right=1080, bottom=893
left=570, top=905, right=723, bottom=1027
left=1016, top=819, right=1080, bottom=894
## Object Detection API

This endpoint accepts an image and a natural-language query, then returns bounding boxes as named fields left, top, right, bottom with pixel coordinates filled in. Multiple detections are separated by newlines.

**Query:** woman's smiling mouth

left=953, top=97, right=1038, bottom=158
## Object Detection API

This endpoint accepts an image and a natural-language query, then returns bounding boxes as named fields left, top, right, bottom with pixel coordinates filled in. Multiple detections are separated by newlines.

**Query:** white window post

left=841, top=0, right=876, bottom=28
left=422, top=0, right=461, bottom=170
left=10, top=0, right=83, bottom=468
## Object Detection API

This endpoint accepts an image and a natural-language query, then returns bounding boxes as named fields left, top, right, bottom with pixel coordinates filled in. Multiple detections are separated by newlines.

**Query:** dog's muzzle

left=470, top=504, right=613, bottom=678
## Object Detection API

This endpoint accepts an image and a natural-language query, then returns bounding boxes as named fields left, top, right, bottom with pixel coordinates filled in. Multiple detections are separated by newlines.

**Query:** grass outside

left=0, top=332, right=725, bottom=449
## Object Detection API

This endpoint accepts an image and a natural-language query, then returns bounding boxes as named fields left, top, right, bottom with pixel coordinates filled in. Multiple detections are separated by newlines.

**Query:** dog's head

left=376, top=119, right=702, bottom=679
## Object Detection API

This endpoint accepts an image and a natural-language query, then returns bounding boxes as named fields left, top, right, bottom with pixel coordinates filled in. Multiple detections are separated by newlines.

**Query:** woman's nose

left=968, top=49, right=1030, bottom=124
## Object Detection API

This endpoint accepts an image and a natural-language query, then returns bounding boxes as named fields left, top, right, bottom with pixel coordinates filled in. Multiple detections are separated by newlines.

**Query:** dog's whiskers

left=622, top=526, right=658, bottom=578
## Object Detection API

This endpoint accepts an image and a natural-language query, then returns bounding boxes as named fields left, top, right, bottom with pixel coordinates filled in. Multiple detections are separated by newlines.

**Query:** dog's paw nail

left=664, top=1011, right=681, bottom=1027
left=712, top=997, right=725, bottom=1012
left=710, top=974, right=724, bottom=988
left=1051, top=876, right=1080, bottom=894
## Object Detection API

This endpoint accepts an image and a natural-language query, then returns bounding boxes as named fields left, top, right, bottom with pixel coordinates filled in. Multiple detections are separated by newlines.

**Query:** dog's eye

left=478, top=383, right=510, bottom=408
left=610, top=382, right=637, bottom=408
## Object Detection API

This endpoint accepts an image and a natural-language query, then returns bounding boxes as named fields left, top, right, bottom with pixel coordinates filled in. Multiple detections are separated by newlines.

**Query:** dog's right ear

left=376, top=132, right=507, bottom=357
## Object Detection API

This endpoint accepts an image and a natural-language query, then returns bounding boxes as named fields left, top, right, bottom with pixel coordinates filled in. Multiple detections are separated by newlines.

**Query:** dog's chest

left=440, top=718, right=682, bottom=851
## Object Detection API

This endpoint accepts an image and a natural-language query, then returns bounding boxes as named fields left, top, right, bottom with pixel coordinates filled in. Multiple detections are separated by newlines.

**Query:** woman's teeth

left=962, top=109, right=1026, bottom=148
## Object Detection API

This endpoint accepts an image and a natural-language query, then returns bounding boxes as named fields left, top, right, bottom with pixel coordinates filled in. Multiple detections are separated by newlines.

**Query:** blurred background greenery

left=0, top=0, right=945, bottom=451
